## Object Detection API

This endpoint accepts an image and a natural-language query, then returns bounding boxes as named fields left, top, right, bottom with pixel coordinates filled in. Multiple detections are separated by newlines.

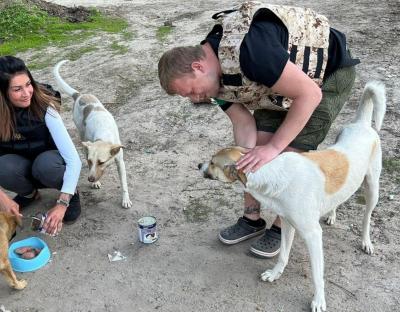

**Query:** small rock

left=164, top=20, right=174, bottom=27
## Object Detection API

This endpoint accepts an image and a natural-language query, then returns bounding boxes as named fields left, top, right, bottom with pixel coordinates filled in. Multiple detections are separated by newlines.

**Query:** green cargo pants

left=254, top=65, right=356, bottom=151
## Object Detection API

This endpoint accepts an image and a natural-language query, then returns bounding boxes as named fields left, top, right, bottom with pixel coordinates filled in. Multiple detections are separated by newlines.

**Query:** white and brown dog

left=53, top=60, right=132, bottom=208
left=198, top=81, right=386, bottom=312
left=0, top=212, right=26, bottom=290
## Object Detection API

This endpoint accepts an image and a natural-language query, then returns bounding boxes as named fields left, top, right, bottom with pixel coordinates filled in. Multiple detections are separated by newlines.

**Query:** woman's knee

left=0, top=154, right=31, bottom=178
left=32, top=151, right=65, bottom=188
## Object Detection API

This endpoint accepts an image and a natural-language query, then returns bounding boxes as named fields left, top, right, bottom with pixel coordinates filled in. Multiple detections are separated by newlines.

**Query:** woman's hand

left=42, top=204, right=67, bottom=235
left=236, top=144, right=281, bottom=173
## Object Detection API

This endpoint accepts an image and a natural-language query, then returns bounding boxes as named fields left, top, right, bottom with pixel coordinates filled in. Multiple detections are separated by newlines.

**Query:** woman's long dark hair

left=0, top=55, right=60, bottom=141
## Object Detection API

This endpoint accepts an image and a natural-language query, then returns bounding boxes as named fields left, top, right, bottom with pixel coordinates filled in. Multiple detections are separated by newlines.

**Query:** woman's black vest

left=0, top=108, right=57, bottom=160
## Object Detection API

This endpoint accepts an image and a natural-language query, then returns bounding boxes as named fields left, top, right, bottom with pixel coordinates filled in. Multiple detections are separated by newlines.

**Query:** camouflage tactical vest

left=214, top=1, right=330, bottom=110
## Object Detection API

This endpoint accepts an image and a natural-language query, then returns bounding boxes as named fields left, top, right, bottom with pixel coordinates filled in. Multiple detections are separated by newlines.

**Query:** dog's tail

left=354, top=80, right=386, bottom=131
left=53, top=60, right=80, bottom=101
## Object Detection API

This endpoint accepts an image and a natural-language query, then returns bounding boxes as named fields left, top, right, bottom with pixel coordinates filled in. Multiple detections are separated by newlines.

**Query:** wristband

left=56, top=198, right=69, bottom=208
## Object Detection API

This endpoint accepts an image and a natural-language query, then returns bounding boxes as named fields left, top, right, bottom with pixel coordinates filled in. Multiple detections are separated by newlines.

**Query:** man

left=158, top=1, right=359, bottom=258
left=0, top=188, right=22, bottom=217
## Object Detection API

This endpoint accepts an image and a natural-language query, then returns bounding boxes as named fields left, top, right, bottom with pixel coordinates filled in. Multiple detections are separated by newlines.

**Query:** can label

left=138, top=216, right=158, bottom=243
left=31, top=212, right=47, bottom=233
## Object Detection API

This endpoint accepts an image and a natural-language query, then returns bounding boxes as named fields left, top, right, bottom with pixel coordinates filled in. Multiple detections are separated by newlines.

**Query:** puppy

left=0, top=212, right=27, bottom=290
left=198, top=81, right=386, bottom=312
left=53, top=60, right=132, bottom=208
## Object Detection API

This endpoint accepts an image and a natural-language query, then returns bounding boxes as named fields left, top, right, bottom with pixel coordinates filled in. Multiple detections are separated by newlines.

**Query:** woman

left=0, top=56, right=82, bottom=235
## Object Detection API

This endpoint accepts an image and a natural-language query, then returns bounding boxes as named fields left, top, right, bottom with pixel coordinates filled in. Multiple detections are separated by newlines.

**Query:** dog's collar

left=10, top=230, right=16, bottom=241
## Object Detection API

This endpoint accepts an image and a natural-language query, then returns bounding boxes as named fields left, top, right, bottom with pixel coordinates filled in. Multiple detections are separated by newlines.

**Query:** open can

left=31, top=212, right=47, bottom=233
left=138, top=216, right=158, bottom=243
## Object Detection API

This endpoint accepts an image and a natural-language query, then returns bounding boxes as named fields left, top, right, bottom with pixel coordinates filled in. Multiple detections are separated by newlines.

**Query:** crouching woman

left=0, top=56, right=82, bottom=235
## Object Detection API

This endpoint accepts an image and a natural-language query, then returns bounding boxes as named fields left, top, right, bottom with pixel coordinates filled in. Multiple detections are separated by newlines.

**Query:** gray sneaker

left=219, top=217, right=266, bottom=245
left=249, top=225, right=281, bottom=258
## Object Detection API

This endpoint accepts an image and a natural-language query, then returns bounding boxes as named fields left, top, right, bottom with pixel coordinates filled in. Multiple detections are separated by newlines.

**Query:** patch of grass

left=383, top=157, right=400, bottom=174
left=183, top=198, right=212, bottom=223
left=0, top=4, right=129, bottom=55
left=156, top=25, right=172, bottom=41
left=122, top=30, right=135, bottom=41
left=355, top=194, right=366, bottom=205
left=109, top=41, right=128, bottom=55
left=66, top=45, right=99, bottom=61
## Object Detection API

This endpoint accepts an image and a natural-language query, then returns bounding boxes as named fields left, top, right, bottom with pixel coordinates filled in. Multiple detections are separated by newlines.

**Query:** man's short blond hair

left=158, top=45, right=205, bottom=95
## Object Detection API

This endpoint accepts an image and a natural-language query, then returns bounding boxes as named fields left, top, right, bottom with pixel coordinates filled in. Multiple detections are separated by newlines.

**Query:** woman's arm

left=45, top=108, right=82, bottom=196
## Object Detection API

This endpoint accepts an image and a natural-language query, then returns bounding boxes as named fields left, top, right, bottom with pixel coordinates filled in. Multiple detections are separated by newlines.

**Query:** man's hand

left=0, top=189, right=22, bottom=218
left=236, top=144, right=281, bottom=173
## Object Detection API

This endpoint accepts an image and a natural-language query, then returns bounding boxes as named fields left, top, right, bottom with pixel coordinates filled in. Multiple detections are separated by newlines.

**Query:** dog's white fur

left=53, top=60, right=132, bottom=208
left=199, top=81, right=386, bottom=312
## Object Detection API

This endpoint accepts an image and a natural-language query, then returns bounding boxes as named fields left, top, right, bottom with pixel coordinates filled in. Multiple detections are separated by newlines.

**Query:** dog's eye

left=98, top=160, right=105, bottom=165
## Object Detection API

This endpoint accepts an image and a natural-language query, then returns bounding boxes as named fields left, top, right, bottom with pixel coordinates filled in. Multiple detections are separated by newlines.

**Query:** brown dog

left=0, top=212, right=27, bottom=290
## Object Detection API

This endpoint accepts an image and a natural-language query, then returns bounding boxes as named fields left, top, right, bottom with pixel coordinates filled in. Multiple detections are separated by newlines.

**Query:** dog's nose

left=88, top=176, right=95, bottom=182
left=198, top=163, right=202, bottom=170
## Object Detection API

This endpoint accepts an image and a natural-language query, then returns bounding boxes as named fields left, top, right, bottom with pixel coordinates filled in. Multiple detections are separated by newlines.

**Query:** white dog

left=53, top=60, right=132, bottom=208
left=198, top=81, right=386, bottom=312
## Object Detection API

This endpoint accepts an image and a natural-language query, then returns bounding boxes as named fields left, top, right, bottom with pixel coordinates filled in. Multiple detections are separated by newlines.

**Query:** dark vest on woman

left=0, top=108, right=56, bottom=160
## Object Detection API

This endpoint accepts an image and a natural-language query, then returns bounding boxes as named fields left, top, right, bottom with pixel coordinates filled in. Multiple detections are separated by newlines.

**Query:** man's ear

left=223, top=164, right=247, bottom=185
left=110, top=144, right=123, bottom=156
left=191, top=61, right=204, bottom=73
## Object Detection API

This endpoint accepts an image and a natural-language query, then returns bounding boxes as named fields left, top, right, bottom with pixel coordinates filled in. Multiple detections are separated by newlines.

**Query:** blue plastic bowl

left=8, top=237, right=51, bottom=273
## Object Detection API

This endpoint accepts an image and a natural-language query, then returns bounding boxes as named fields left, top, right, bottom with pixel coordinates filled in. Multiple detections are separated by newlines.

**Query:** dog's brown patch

left=302, top=149, right=349, bottom=194
left=83, top=105, right=106, bottom=125
left=78, top=94, right=98, bottom=106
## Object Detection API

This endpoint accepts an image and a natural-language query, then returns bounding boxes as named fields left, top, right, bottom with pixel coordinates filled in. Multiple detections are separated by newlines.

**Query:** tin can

left=31, top=212, right=47, bottom=233
left=138, top=216, right=158, bottom=243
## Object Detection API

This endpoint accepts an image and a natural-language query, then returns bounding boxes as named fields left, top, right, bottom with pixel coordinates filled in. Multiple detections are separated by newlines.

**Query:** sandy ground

left=1, top=0, right=399, bottom=311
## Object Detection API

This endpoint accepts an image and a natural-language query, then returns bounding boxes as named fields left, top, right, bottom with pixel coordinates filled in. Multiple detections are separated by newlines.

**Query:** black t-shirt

left=202, top=13, right=359, bottom=111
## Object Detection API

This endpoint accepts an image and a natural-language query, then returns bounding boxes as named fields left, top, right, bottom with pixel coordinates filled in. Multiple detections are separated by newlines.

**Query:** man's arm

left=0, top=188, right=21, bottom=217
left=224, top=102, right=258, bottom=149
left=236, top=60, right=322, bottom=172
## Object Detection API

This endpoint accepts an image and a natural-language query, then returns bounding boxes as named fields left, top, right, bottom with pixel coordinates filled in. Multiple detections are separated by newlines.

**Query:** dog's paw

left=325, top=211, right=336, bottom=225
left=122, top=198, right=132, bottom=209
left=311, top=294, right=326, bottom=312
left=260, top=268, right=282, bottom=282
left=91, top=181, right=102, bottom=189
left=362, top=240, right=374, bottom=254
left=13, top=279, right=27, bottom=290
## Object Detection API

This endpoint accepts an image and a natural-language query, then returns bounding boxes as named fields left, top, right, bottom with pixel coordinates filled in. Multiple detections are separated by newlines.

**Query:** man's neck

left=202, top=42, right=222, bottom=77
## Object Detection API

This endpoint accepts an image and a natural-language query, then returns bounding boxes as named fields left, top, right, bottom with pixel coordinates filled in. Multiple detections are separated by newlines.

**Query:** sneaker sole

left=249, top=246, right=280, bottom=258
left=218, top=229, right=265, bottom=245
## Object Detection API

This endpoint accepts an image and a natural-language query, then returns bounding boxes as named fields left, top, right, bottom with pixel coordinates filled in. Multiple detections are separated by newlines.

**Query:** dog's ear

left=81, top=141, right=91, bottom=149
left=223, top=164, right=247, bottom=185
left=110, top=144, right=123, bottom=156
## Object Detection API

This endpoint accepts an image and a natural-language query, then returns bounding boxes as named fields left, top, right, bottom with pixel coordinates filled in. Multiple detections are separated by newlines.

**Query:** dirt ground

left=1, top=0, right=399, bottom=311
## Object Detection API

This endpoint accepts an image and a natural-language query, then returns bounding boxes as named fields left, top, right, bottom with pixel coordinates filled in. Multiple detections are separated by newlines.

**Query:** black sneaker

left=13, top=190, right=39, bottom=209
left=218, top=217, right=266, bottom=245
left=63, top=191, right=81, bottom=224
left=249, top=225, right=281, bottom=258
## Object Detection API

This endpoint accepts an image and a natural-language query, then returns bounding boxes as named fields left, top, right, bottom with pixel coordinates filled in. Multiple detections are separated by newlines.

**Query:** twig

left=328, top=279, right=357, bottom=298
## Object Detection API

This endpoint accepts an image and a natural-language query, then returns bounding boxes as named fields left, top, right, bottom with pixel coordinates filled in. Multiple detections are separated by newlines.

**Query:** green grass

left=383, top=157, right=400, bottom=174
left=66, top=45, right=99, bottom=61
left=156, top=25, right=173, bottom=41
left=0, top=4, right=130, bottom=55
left=109, top=41, right=128, bottom=55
